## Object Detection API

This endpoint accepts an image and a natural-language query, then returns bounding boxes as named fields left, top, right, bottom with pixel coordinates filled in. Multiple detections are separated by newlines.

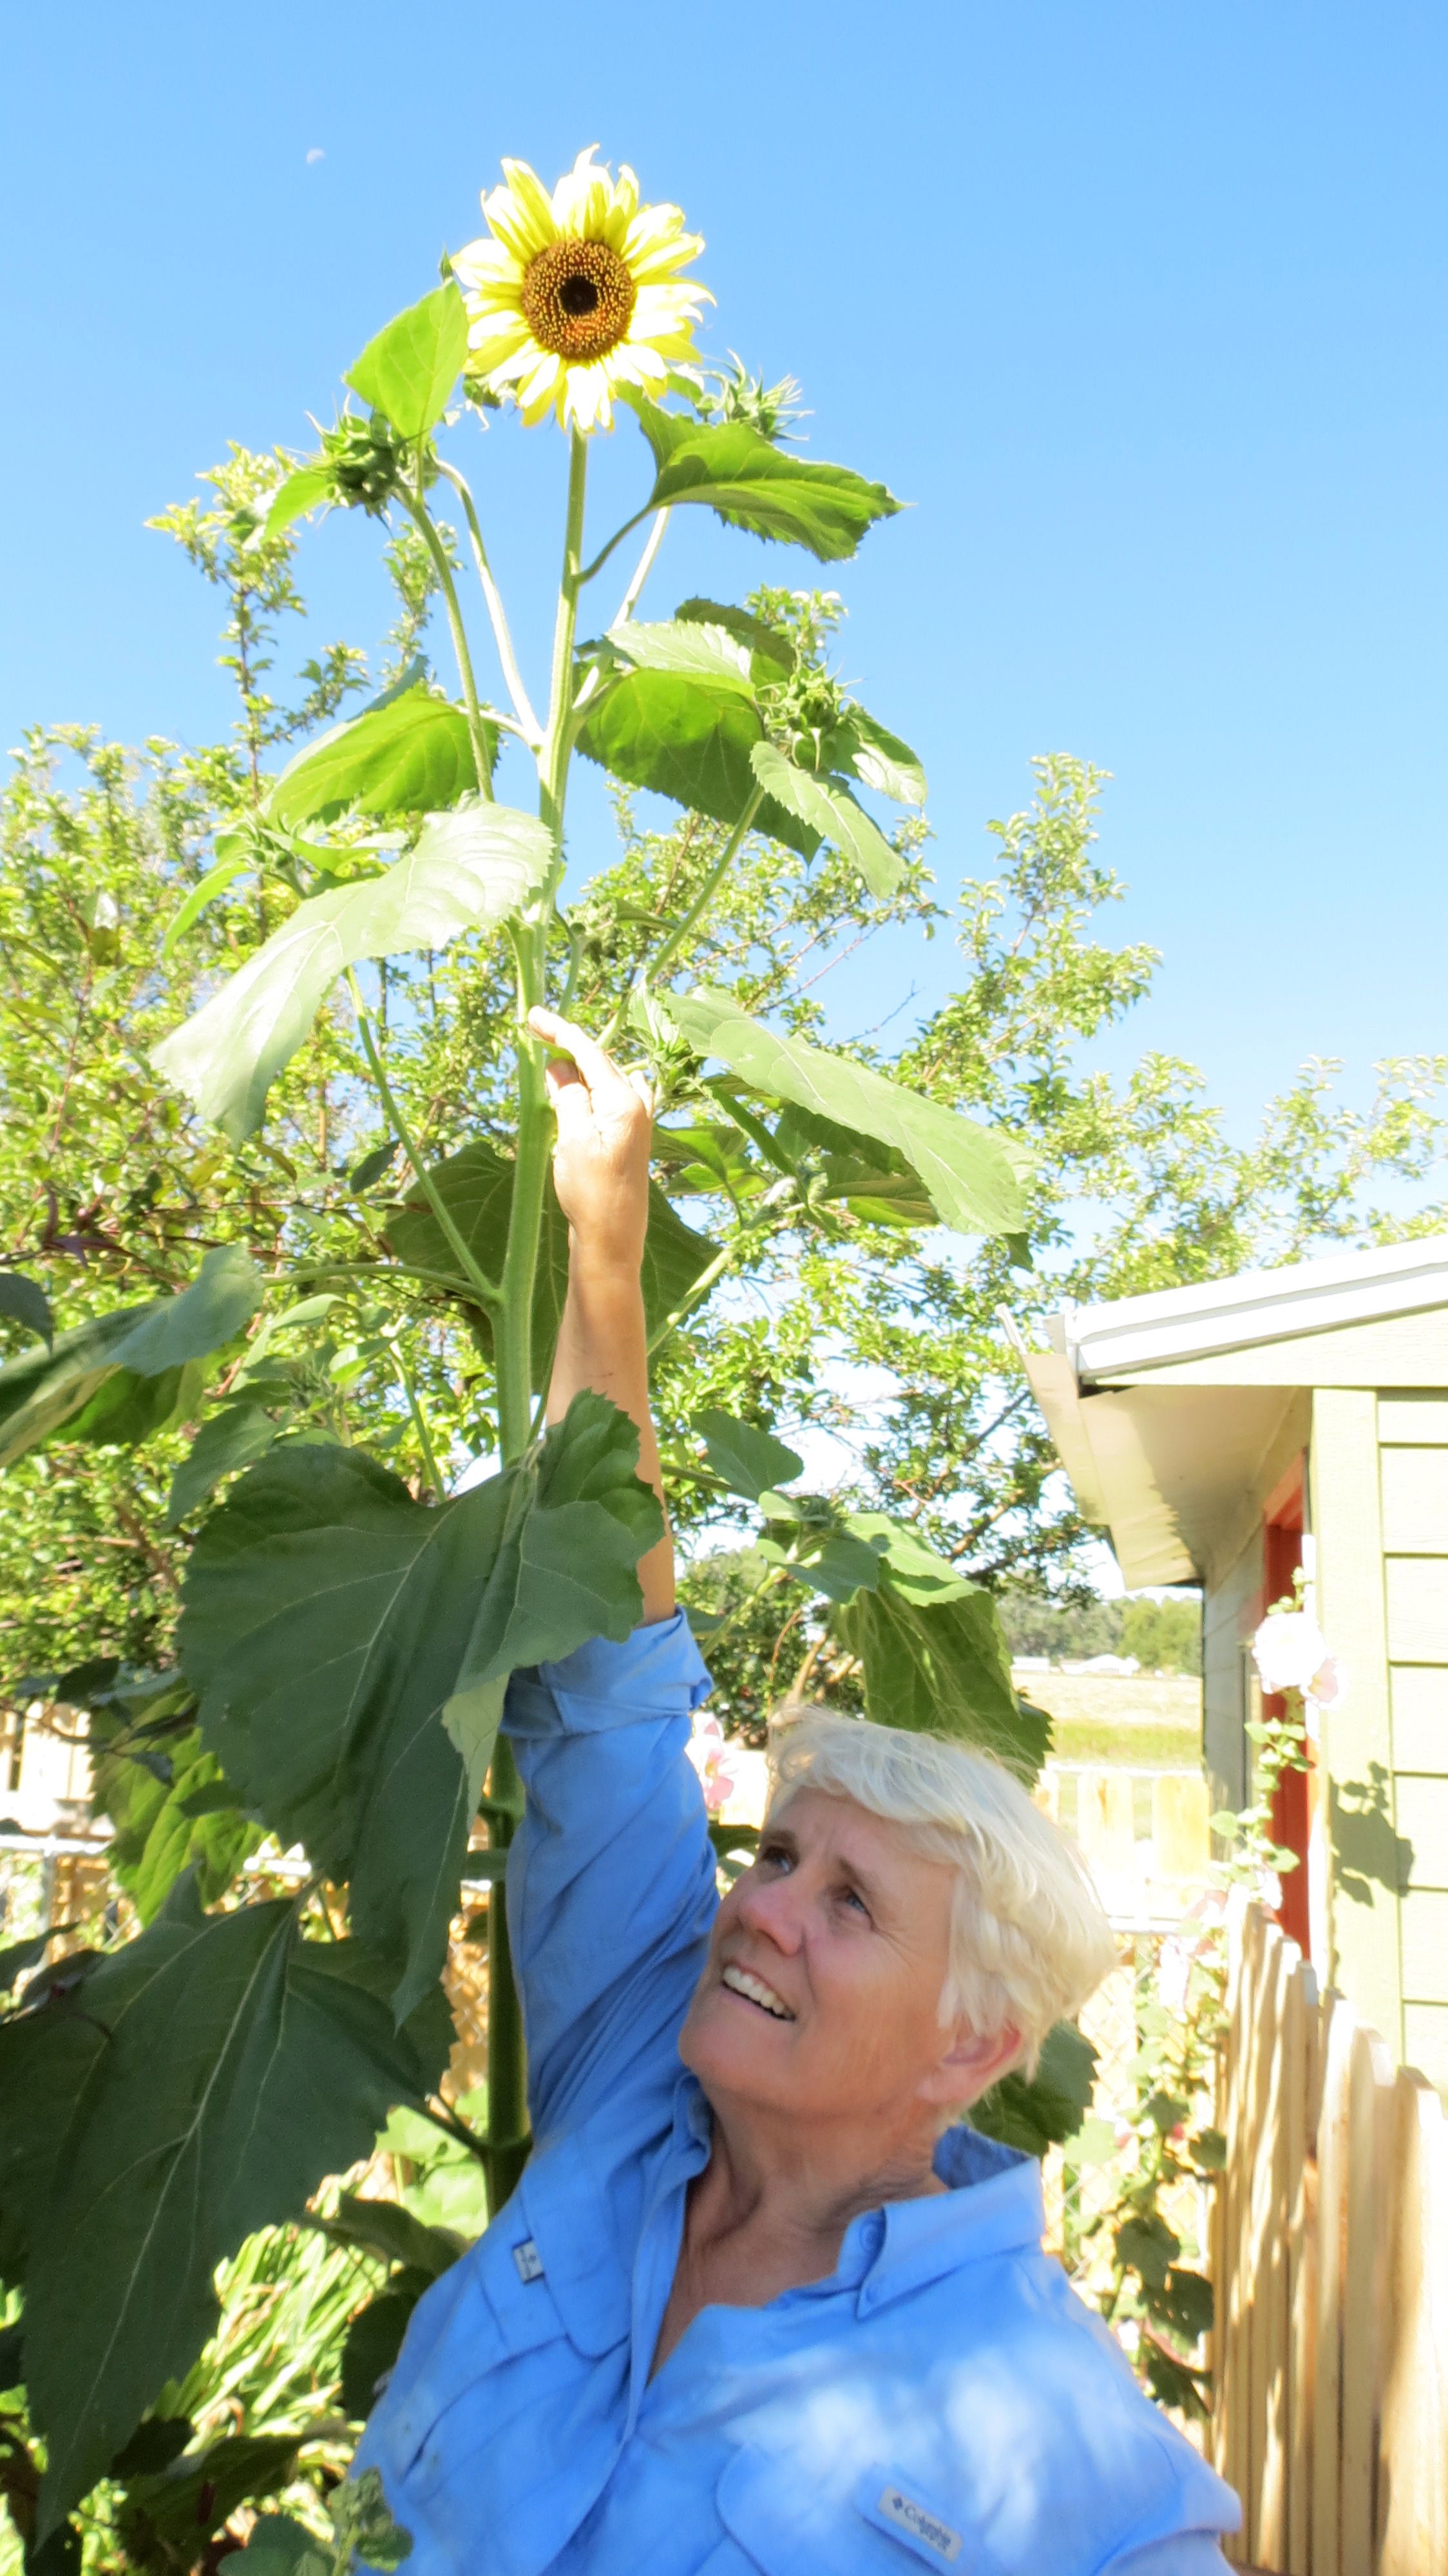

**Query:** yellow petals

left=450, top=147, right=708, bottom=435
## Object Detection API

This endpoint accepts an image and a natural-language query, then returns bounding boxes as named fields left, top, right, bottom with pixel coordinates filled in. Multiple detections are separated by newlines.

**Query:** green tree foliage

left=1119, top=1596, right=1203, bottom=1676
left=996, top=1591, right=1202, bottom=1675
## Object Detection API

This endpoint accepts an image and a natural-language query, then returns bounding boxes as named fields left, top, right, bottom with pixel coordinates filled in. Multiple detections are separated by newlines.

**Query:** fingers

left=549, top=1066, right=596, bottom=1150
left=526, top=1007, right=647, bottom=1116
left=538, top=1050, right=584, bottom=1103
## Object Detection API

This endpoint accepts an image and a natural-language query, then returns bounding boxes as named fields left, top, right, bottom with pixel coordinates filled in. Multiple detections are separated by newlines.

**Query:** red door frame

left=1259, top=1461, right=1311, bottom=1956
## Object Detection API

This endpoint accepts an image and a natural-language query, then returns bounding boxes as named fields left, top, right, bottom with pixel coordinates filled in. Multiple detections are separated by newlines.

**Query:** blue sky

left=3, top=0, right=1445, bottom=1139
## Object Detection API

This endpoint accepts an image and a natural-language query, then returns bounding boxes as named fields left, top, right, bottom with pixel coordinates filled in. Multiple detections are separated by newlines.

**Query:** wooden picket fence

left=1212, top=1899, right=1448, bottom=2573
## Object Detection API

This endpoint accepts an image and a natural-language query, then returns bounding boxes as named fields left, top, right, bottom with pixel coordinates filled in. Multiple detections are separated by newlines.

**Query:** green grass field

left=1016, top=1672, right=1203, bottom=1772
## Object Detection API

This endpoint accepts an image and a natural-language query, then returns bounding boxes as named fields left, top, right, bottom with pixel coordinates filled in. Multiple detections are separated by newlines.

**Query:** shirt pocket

left=502, top=2128, right=633, bottom=2358
left=716, top=2448, right=1007, bottom=2576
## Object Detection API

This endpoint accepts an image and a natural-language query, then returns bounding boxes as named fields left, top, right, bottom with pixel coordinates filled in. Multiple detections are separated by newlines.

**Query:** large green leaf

left=0, top=1249, right=262, bottom=1470
left=388, top=1141, right=719, bottom=1388
left=625, top=397, right=902, bottom=562
left=263, top=465, right=335, bottom=540
left=0, top=1271, right=53, bottom=1348
left=972, top=2021, right=1099, bottom=2159
left=90, top=1716, right=260, bottom=1923
left=440, top=1392, right=663, bottom=1693
left=762, top=1110, right=946, bottom=1229
left=750, top=743, right=904, bottom=897
left=835, top=1573, right=1050, bottom=1781
left=162, top=848, right=252, bottom=957
left=770, top=1098, right=941, bottom=1220
left=267, top=685, right=486, bottom=834
left=576, top=670, right=817, bottom=858
left=10, top=1875, right=446, bottom=2531
left=843, top=1511, right=975, bottom=1603
left=345, top=285, right=469, bottom=440
left=0, top=1973, right=106, bottom=2289
left=320, top=2188, right=462, bottom=2278
left=605, top=619, right=757, bottom=691
left=654, top=989, right=1024, bottom=1238
left=829, top=706, right=928, bottom=805
left=218, top=2508, right=325, bottom=2576
left=674, top=597, right=795, bottom=675
left=651, top=1114, right=757, bottom=1200
left=152, top=805, right=551, bottom=1140
left=180, top=1396, right=662, bottom=2020
left=786, top=1531, right=883, bottom=1604
left=166, top=1397, right=285, bottom=1528
left=67, top=1359, right=200, bottom=1451
left=181, top=1445, right=502, bottom=2023
left=692, top=1408, right=803, bottom=1502
left=120, top=2435, right=302, bottom=2551
left=339, top=2289, right=421, bottom=2423
left=817, top=1157, right=937, bottom=1229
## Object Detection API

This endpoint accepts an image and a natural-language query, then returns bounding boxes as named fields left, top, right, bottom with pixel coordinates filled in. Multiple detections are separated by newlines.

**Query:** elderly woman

left=359, top=1014, right=1239, bottom=2575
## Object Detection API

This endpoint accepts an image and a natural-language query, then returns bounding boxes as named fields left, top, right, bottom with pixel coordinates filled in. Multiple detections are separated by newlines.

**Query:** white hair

left=767, top=1709, right=1118, bottom=2077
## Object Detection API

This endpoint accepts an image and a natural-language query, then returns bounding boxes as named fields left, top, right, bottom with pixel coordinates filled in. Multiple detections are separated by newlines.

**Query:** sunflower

left=451, top=149, right=710, bottom=435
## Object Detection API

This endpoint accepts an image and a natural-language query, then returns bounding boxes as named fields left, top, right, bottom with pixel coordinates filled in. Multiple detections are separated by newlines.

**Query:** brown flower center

left=520, top=238, right=637, bottom=363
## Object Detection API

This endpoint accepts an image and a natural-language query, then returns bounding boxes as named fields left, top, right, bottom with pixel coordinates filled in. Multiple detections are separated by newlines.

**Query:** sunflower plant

left=0, top=151, right=1056, bottom=2564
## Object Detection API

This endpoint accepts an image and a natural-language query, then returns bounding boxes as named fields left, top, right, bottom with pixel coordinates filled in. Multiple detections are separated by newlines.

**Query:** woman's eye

left=839, top=1885, right=870, bottom=1919
left=757, top=1841, right=792, bottom=1873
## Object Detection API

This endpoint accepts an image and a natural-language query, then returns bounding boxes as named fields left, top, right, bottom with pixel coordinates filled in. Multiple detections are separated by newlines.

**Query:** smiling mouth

left=720, top=1963, right=795, bottom=2021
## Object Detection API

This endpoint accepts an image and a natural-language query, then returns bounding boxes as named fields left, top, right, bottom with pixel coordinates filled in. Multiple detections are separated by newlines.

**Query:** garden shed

left=1020, top=1233, right=1448, bottom=2092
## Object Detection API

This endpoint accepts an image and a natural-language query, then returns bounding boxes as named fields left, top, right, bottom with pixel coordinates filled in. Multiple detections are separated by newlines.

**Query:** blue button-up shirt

left=359, top=1616, right=1240, bottom=2575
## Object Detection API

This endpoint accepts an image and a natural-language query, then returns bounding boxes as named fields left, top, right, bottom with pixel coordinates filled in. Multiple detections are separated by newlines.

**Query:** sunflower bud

left=316, top=411, right=417, bottom=516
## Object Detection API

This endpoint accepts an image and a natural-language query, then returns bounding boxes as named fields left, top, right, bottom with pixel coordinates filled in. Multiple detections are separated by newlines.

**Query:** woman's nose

left=733, top=1868, right=804, bottom=1951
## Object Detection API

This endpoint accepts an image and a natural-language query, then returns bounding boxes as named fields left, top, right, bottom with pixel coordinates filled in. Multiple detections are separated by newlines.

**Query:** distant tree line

left=997, top=1588, right=1202, bottom=1674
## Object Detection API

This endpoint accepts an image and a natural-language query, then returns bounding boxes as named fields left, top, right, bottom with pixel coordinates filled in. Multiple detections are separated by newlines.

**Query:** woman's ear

left=918, top=2021, right=1023, bottom=2116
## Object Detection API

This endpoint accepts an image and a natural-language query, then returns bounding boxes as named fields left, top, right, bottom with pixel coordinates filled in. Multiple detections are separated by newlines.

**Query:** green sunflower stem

left=612, top=507, right=671, bottom=624
left=486, top=421, right=596, bottom=2213
left=401, top=487, right=495, bottom=804
left=482, top=1736, right=529, bottom=2213
left=347, top=974, right=502, bottom=1314
left=542, top=426, right=590, bottom=857
left=388, top=1331, right=445, bottom=1496
left=645, top=1230, right=748, bottom=1359
left=600, top=784, right=768, bottom=1051
left=493, top=427, right=589, bottom=1468
left=643, top=784, right=766, bottom=989
left=576, top=504, right=652, bottom=590
left=434, top=457, right=542, bottom=746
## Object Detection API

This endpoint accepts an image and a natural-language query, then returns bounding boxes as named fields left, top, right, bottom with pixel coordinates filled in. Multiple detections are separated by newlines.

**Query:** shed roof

left=1018, top=1234, right=1448, bottom=1588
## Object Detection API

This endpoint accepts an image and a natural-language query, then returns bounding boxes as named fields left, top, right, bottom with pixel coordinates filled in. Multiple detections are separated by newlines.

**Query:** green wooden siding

left=1379, top=1395, right=1448, bottom=1443
left=1389, top=1663, right=1448, bottom=1771
left=1382, top=1444, right=1448, bottom=1545
left=1404, top=2004, right=1448, bottom=2094
left=1384, top=1555, right=1448, bottom=1662
left=1396, top=1774, right=1448, bottom=1886
left=1313, top=1389, right=1401, bottom=2049
left=1378, top=1395, right=1448, bottom=2063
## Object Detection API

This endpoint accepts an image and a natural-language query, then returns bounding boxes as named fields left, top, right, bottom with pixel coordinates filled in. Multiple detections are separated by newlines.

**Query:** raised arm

left=529, top=1005, right=673, bottom=1624
left=499, top=1012, right=717, bottom=2146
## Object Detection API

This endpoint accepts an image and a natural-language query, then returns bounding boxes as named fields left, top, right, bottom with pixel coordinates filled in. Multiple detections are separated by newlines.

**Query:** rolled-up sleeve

left=502, top=1613, right=717, bottom=2144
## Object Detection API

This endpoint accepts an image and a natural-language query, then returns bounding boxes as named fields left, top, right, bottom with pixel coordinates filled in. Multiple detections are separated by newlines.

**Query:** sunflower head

left=451, top=148, right=710, bottom=435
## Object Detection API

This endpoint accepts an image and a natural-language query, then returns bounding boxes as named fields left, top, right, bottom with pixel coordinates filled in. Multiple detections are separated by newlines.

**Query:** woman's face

left=680, top=1788, right=1000, bottom=2130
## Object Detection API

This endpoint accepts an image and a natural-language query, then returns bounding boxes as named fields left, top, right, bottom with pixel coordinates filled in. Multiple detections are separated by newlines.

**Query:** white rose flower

left=1250, top=1609, right=1348, bottom=1709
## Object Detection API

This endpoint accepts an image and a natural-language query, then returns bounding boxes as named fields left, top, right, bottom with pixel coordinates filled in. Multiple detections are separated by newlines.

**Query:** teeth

left=721, top=1962, right=794, bottom=2020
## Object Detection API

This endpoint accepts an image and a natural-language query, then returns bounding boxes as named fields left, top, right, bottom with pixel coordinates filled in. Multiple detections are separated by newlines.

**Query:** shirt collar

left=856, top=2127, right=1045, bottom=2314
left=669, top=2079, right=1044, bottom=2310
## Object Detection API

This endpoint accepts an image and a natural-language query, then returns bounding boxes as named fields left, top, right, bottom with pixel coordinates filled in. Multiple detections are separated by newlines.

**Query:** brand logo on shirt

left=875, top=2485, right=962, bottom=2564
left=513, top=2237, right=546, bottom=2284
